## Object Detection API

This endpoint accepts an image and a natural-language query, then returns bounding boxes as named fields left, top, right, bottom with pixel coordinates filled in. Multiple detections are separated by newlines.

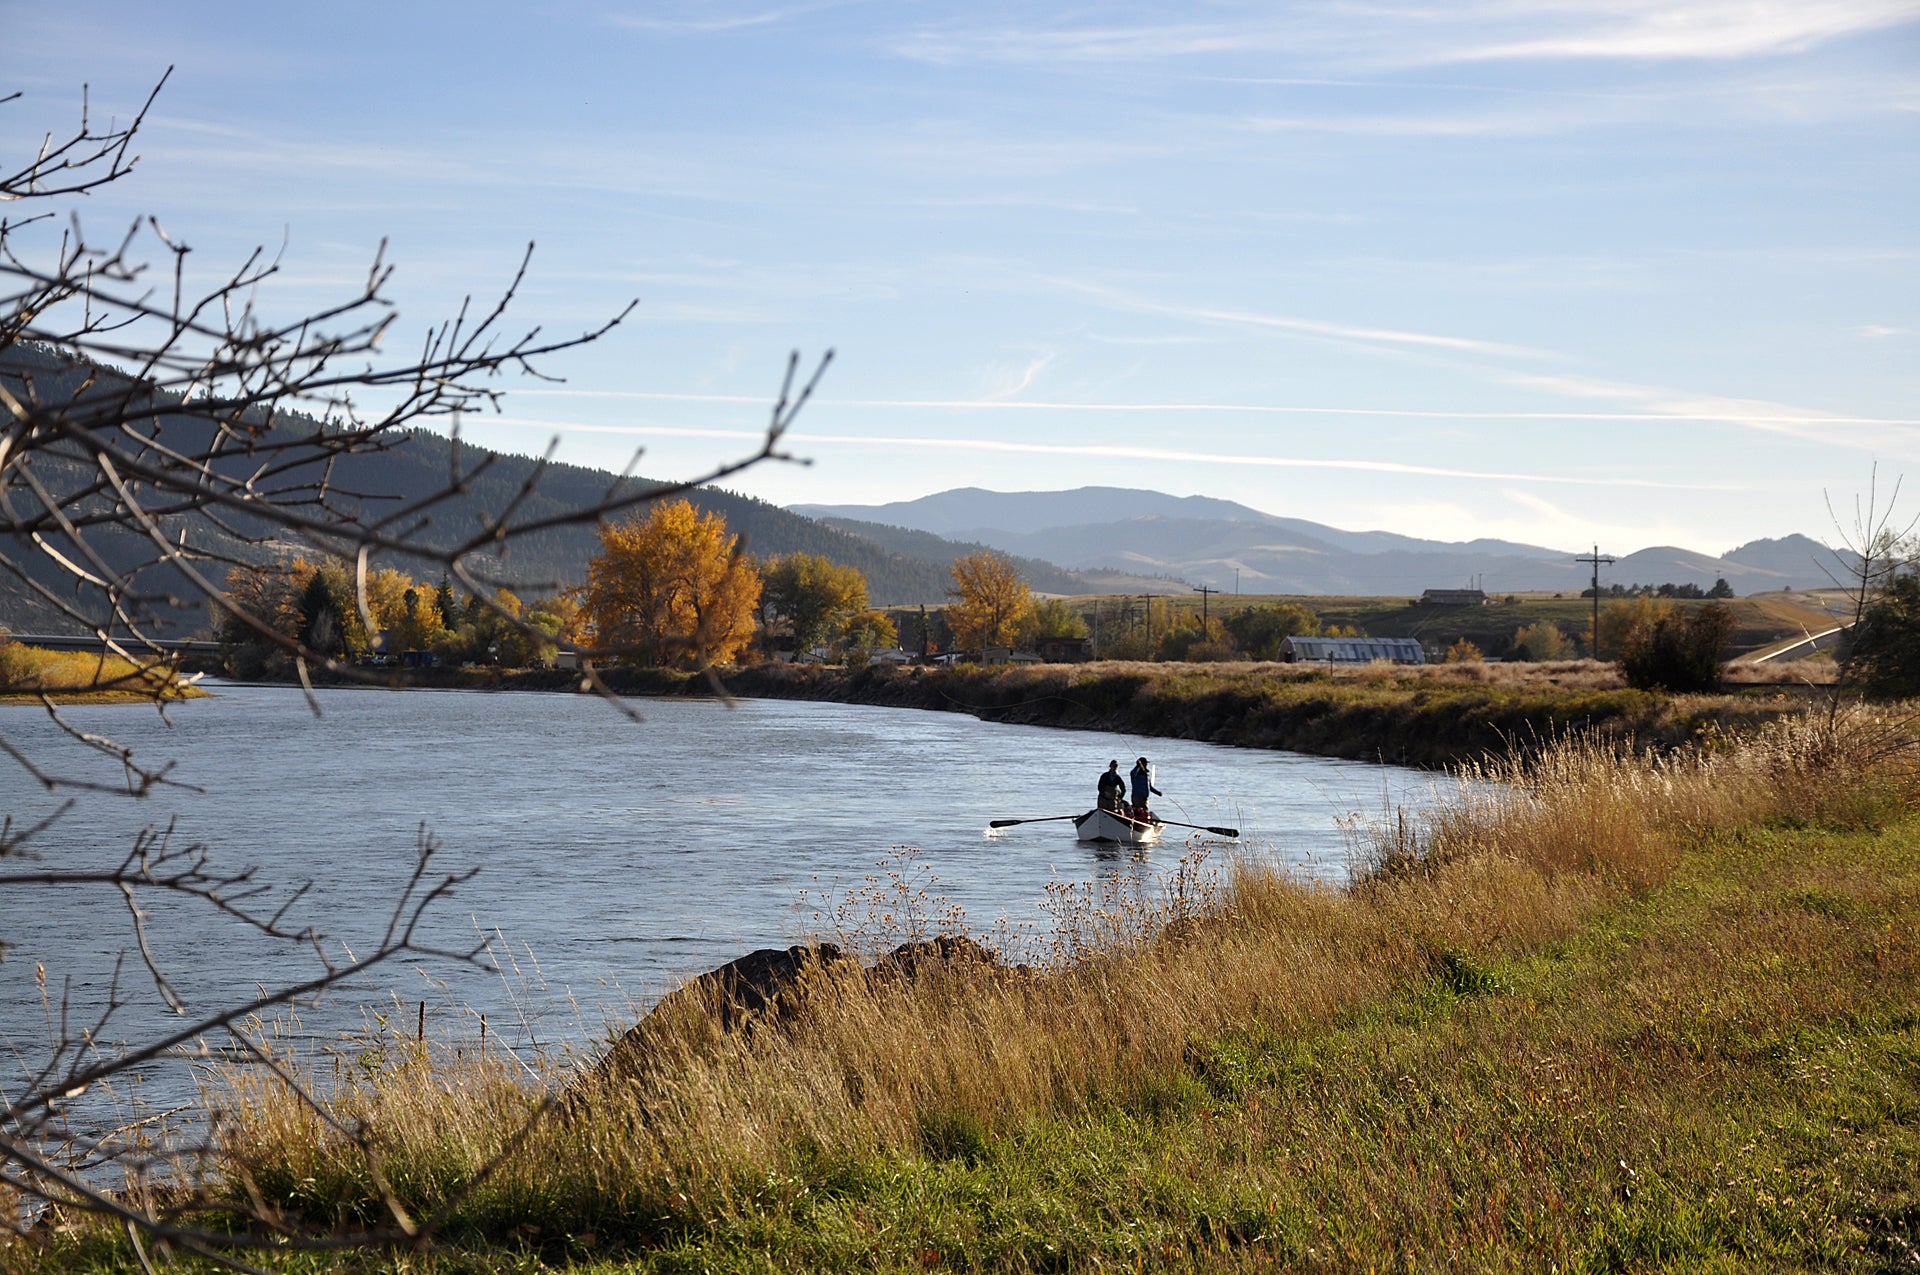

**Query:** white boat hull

left=1072, top=808, right=1164, bottom=844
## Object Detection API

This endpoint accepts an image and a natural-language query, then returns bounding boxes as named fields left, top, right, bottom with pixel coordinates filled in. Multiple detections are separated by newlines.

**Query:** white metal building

left=1279, top=636, right=1427, bottom=665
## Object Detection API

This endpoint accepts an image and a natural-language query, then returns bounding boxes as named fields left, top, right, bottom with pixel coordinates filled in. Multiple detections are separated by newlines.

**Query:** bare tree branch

left=0, top=71, right=826, bottom=1261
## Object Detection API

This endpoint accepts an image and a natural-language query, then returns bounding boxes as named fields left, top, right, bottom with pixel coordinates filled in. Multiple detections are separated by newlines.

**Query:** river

left=2, top=681, right=1451, bottom=1115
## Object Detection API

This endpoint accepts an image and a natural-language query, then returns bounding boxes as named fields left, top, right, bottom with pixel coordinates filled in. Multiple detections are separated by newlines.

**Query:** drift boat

left=1072, top=807, right=1164, bottom=845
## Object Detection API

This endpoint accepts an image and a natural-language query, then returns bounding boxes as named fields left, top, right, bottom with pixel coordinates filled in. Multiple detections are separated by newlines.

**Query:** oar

left=989, top=813, right=1088, bottom=828
left=1153, top=818, right=1240, bottom=838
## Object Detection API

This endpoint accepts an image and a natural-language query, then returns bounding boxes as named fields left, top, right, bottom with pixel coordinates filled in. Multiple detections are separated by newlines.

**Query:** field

left=15, top=704, right=1920, bottom=1271
left=1194, top=590, right=1846, bottom=663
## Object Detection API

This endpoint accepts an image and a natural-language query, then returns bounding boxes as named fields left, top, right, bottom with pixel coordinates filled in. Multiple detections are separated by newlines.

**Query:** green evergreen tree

left=1844, top=572, right=1920, bottom=698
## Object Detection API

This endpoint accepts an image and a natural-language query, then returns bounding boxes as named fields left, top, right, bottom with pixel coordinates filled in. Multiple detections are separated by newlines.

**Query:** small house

left=1036, top=636, right=1093, bottom=663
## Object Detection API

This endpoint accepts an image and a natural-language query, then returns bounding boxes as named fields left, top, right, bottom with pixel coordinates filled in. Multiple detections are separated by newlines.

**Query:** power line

left=1575, top=544, right=1616, bottom=659
left=1193, top=584, right=1220, bottom=635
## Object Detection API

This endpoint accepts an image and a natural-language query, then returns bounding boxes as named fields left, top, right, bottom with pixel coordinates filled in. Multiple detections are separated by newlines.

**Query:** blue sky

left=8, top=1, right=1919, bottom=555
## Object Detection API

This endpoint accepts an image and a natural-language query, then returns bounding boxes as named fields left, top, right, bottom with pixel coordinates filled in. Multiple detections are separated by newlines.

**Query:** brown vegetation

left=714, top=658, right=1820, bottom=767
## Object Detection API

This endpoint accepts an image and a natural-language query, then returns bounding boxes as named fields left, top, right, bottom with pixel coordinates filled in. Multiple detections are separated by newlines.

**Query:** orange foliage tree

left=947, top=550, right=1032, bottom=652
left=581, top=500, right=762, bottom=667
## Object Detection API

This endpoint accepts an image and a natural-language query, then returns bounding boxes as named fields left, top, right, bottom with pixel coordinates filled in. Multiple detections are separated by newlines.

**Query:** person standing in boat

left=1097, top=760, right=1127, bottom=812
left=1130, top=757, right=1163, bottom=821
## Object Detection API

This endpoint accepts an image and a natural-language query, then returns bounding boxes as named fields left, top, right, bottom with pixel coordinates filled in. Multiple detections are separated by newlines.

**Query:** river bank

left=0, top=642, right=207, bottom=703
left=24, top=705, right=1917, bottom=1272
left=334, top=657, right=1819, bottom=768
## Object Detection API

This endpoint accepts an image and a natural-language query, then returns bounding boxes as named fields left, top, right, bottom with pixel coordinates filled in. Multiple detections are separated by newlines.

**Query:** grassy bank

left=0, top=643, right=203, bottom=702
left=717, top=659, right=1817, bottom=767
left=238, top=656, right=1820, bottom=767
left=16, top=705, right=1917, bottom=1271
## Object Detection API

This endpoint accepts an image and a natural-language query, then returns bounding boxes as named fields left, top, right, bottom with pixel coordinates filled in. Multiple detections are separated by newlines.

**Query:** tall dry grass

left=200, top=703, right=1920, bottom=1249
left=0, top=642, right=196, bottom=698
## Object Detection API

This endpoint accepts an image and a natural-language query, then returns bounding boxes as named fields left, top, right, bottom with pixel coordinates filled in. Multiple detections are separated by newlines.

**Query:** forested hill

left=326, top=430, right=969, bottom=604
left=810, top=517, right=1099, bottom=595
left=0, top=344, right=1088, bottom=632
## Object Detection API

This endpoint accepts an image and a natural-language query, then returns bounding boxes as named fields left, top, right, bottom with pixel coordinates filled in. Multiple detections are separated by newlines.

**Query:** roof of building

left=1420, top=588, right=1489, bottom=605
left=1280, top=636, right=1427, bottom=664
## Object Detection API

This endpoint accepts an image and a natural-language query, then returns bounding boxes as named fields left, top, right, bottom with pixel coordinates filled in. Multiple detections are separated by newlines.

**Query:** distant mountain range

left=1, top=342, right=1859, bottom=641
left=794, top=487, right=1856, bottom=597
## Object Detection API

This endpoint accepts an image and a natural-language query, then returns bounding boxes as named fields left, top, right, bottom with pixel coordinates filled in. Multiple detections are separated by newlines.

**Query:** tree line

left=217, top=498, right=1920, bottom=699
left=1582, top=579, right=1735, bottom=600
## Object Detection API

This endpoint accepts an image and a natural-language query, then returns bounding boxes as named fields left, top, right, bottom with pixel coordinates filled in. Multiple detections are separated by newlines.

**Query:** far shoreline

left=189, top=658, right=1823, bottom=769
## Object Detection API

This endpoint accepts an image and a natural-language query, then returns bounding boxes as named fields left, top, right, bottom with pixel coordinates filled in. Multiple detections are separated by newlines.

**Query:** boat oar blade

left=989, top=814, right=1083, bottom=828
left=1156, top=817, right=1241, bottom=838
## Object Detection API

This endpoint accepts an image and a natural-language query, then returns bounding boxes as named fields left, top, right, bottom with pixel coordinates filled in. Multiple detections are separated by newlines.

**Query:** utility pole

left=1575, top=544, right=1615, bottom=659
left=1194, top=584, right=1220, bottom=636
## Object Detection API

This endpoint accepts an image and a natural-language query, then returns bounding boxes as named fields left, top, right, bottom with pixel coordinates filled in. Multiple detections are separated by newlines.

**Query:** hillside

left=813, top=517, right=1174, bottom=594
left=0, top=346, right=1108, bottom=633
left=797, top=487, right=1859, bottom=596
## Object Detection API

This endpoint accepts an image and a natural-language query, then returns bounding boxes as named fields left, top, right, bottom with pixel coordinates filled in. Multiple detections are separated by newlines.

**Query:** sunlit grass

left=0, top=641, right=201, bottom=700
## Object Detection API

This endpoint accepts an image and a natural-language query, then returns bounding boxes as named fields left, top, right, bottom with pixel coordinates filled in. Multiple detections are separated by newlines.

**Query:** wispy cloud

left=608, top=0, right=864, bottom=34
left=479, top=415, right=1743, bottom=490
left=1048, top=278, right=1549, bottom=358
left=508, top=387, right=1920, bottom=427
left=1436, top=0, right=1920, bottom=63
left=893, top=1, right=1920, bottom=68
left=981, top=352, right=1056, bottom=400
left=1495, top=370, right=1920, bottom=451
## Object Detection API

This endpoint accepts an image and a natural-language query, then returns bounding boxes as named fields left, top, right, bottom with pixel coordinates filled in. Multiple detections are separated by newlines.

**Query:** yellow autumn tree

left=947, top=550, right=1032, bottom=652
left=582, top=499, right=761, bottom=667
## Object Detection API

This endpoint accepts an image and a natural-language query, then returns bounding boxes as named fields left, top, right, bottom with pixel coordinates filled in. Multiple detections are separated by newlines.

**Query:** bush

left=1618, top=602, right=1734, bottom=692
left=1224, top=603, right=1319, bottom=660
left=1509, top=621, right=1569, bottom=662
left=1843, top=572, right=1920, bottom=699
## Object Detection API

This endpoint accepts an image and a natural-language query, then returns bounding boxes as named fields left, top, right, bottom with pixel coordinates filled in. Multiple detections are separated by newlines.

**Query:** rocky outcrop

left=868, top=934, right=1025, bottom=984
left=580, top=943, right=859, bottom=1096
left=570, top=936, right=1027, bottom=1106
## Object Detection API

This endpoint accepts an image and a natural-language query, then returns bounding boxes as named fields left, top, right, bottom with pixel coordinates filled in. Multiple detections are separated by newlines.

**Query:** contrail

left=477, top=416, right=1745, bottom=491
left=505, top=388, right=1920, bottom=427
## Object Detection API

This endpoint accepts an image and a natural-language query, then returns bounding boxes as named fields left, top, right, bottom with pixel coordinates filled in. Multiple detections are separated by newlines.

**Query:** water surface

left=2, top=682, right=1447, bottom=1105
